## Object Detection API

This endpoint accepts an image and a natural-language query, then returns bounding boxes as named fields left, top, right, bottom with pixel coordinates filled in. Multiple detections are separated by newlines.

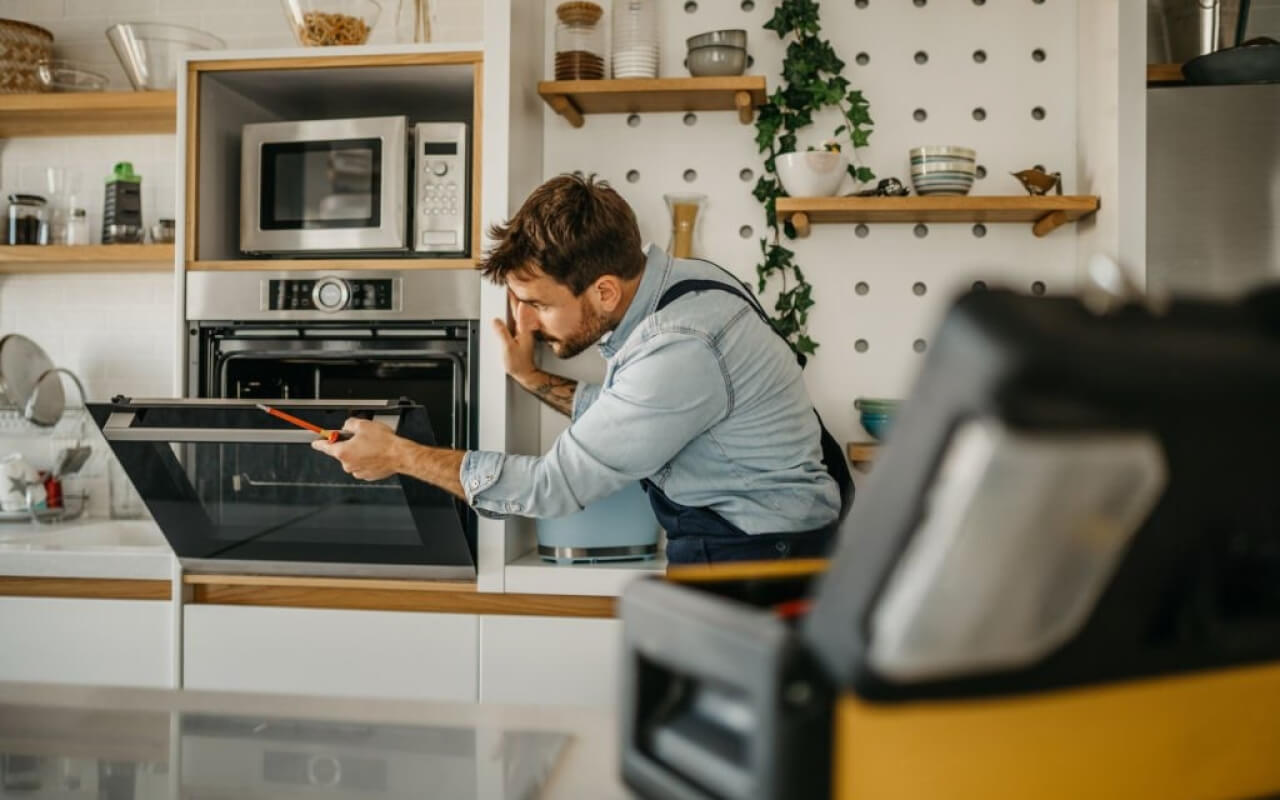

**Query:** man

left=313, top=174, right=850, bottom=564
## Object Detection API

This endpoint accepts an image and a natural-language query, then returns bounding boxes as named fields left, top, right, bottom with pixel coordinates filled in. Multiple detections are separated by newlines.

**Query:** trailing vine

left=754, top=0, right=875, bottom=357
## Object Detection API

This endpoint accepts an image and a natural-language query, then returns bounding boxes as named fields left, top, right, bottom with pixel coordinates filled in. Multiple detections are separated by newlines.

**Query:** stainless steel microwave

left=240, top=115, right=468, bottom=257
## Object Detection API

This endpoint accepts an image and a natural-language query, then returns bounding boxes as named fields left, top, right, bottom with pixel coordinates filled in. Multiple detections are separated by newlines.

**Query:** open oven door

left=88, top=397, right=475, bottom=580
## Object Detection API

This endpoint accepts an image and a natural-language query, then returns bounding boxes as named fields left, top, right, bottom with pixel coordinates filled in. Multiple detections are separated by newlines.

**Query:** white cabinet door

left=0, top=597, right=172, bottom=687
left=480, top=615, right=622, bottom=709
left=183, top=605, right=478, bottom=702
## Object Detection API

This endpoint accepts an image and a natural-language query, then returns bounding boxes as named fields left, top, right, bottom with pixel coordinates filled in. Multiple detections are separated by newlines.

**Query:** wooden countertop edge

left=187, top=583, right=616, bottom=617
left=0, top=575, right=618, bottom=616
left=0, top=576, right=170, bottom=601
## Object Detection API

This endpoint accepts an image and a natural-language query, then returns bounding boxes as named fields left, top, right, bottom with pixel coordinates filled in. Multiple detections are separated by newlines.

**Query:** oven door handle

left=103, top=411, right=401, bottom=443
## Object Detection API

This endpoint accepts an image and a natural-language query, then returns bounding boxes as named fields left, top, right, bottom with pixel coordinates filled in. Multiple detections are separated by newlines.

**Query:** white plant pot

left=775, top=150, right=848, bottom=197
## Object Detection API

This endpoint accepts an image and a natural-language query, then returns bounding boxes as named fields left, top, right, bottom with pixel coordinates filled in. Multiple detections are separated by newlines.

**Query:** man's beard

left=540, top=302, right=612, bottom=359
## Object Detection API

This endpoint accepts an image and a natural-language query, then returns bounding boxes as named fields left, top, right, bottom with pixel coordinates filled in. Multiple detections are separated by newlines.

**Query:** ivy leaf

left=855, top=166, right=876, bottom=183
left=795, top=335, right=818, bottom=356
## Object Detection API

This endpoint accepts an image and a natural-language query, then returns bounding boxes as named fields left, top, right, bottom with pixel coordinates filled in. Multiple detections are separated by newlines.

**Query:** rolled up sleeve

left=465, top=331, right=730, bottom=518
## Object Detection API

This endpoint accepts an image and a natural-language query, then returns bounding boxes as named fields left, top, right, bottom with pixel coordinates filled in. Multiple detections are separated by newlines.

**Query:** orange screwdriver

left=256, top=404, right=353, bottom=443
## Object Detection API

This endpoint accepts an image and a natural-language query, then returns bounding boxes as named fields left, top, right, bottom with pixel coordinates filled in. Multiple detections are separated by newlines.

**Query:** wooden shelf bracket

left=546, top=93, right=584, bottom=128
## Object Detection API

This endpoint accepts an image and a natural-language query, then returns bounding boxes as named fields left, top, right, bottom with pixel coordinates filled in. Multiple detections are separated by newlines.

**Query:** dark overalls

left=640, top=272, right=854, bottom=565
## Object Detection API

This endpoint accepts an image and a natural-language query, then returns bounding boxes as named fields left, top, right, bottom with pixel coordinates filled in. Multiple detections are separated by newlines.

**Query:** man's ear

left=593, top=275, right=624, bottom=313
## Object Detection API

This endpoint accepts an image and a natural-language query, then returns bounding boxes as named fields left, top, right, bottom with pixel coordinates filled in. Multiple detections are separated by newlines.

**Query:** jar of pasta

left=554, top=1, right=605, bottom=81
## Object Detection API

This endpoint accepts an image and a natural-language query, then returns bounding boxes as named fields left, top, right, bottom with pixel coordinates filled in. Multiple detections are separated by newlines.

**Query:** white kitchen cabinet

left=0, top=597, right=172, bottom=687
left=183, top=605, right=478, bottom=701
left=480, top=615, right=622, bottom=709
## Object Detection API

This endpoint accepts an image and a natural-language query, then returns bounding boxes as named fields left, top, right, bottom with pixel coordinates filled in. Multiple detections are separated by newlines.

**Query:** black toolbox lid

left=803, top=288, right=1280, bottom=702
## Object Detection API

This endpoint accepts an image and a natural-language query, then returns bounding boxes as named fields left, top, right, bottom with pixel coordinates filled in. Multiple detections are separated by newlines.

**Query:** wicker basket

left=0, top=18, right=53, bottom=94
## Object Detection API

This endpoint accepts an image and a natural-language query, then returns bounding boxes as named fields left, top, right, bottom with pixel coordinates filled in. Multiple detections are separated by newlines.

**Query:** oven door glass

left=88, top=401, right=474, bottom=579
left=261, top=138, right=382, bottom=231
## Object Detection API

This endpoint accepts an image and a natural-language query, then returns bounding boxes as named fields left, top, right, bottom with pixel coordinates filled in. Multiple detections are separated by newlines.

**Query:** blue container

left=860, top=411, right=894, bottom=440
left=536, top=482, right=660, bottom=564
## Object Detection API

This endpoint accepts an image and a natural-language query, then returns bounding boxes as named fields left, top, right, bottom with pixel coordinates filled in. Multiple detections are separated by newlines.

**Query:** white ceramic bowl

left=775, top=150, right=848, bottom=197
left=687, top=44, right=746, bottom=76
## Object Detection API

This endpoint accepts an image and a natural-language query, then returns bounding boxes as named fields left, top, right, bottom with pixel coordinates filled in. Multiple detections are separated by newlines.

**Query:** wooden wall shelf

left=538, top=76, right=767, bottom=128
left=186, top=258, right=477, bottom=272
left=1147, top=63, right=1185, bottom=85
left=776, top=195, right=1100, bottom=238
left=0, top=244, right=174, bottom=273
left=0, top=90, right=176, bottom=138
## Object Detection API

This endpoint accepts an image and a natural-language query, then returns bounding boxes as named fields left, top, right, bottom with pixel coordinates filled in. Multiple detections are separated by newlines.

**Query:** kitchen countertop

left=0, top=680, right=631, bottom=799
left=0, top=518, right=172, bottom=581
left=504, top=549, right=666, bottom=597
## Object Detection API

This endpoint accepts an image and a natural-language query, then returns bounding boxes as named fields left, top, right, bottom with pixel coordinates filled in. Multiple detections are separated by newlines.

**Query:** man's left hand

left=311, top=417, right=405, bottom=481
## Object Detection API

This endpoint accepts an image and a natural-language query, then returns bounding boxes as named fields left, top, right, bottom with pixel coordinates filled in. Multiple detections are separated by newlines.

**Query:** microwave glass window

left=423, top=142, right=457, bottom=155
left=261, top=138, right=383, bottom=230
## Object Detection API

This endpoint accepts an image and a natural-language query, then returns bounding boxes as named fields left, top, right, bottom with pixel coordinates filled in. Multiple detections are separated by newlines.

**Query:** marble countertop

left=0, top=518, right=172, bottom=580
left=0, top=680, right=631, bottom=799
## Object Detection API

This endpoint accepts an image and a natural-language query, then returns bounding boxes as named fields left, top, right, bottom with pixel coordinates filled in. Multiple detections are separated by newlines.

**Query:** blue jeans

left=665, top=529, right=833, bottom=565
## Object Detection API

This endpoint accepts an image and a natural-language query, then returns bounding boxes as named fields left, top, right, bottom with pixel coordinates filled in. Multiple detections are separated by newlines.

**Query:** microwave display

left=261, top=139, right=382, bottom=229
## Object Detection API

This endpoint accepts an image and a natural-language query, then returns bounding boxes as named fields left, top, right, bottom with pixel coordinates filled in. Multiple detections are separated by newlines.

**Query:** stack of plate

left=909, top=146, right=977, bottom=196
left=613, top=43, right=658, bottom=78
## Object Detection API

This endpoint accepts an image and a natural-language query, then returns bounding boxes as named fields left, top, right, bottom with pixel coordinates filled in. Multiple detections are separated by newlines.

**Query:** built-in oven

left=126, top=268, right=485, bottom=578
left=240, top=115, right=468, bottom=256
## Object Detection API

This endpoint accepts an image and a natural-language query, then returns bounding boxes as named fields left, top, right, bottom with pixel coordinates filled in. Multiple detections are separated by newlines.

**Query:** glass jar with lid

left=7, top=194, right=48, bottom=245
left=555, top=1, right=605, bottom=81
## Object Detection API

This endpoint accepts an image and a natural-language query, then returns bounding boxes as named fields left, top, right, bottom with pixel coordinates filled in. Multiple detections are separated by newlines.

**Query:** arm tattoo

left=528, top=371, right=577, bottom=417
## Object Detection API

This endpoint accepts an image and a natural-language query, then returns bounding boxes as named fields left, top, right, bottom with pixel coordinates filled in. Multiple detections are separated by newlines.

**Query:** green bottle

left=102, top=162, right=142, bottom=244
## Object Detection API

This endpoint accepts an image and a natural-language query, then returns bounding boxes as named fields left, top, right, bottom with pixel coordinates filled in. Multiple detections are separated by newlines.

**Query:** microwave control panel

left=267, top=278, right=393, bottom=312
left=413, top=122, right=468, bottom=255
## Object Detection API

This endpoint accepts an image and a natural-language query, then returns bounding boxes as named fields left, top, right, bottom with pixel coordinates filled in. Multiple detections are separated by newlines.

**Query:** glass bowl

left=281, top=0, right=382, bottom=46
left=36, top=59, right=108, bottom=92
left=106, top=22, right=225, bottom=91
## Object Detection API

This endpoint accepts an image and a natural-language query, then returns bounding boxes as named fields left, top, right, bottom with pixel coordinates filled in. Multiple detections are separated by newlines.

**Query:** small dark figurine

left=1012, top=168, right=1063, bottom=196
left=852, top=177, right=910, bottom=197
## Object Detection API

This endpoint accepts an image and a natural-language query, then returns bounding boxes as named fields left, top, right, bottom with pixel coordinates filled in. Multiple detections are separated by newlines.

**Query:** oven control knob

left=312, top=278, right=351, bottom=312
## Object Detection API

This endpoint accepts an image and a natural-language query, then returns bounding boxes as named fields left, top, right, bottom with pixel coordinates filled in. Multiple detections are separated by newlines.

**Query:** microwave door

left=241, top=116, right=408, bottom=255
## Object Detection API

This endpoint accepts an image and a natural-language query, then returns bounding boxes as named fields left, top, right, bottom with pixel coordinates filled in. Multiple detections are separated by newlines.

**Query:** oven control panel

left=267, top=278, right=393, bottom=311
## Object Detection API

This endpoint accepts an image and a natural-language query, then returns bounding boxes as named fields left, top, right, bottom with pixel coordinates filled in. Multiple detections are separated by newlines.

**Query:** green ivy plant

left=753, top=0, right=875, bottom=358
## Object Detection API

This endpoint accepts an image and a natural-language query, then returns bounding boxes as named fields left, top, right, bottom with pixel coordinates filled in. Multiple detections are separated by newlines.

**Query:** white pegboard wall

left=540, top=0, right=1080, bottom=454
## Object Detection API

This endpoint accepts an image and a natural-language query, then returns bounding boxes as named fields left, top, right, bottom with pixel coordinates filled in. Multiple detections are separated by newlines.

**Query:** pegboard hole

left=913, top=0, right=926, bottom=6
left=740, top=0, right=755, bottom=9
left=1031, top=106, right=1046, bottom=120
left=976, top=164, right=988, bottom=179
left=1031, top=281, right=1047, bottom=296
left=913, top=223, right=929, bottom=238
left=683, top=169, right=697, bottom=183
left=973, top=49, right=987, bottom=63
left=913, top=108, right=928, bottom=122
left=855, top=52, right=870, bottom=66
left=973, top=0, right=986, bottom=4
left=683, top=112, right=697, bottom=126
left=739, top=225, right=754, bottom=239
left=1032, top=0, right=1045, bottom=4
left=914, top=50, right=929, bottom=65
left=684, top=1, right=698, bottom=12
left=913, top=339, right=928, bottom=353
left=854, top=224, right=870, bottom=238
left=972, top=223, right=987, bottom=237
left=739, top=167, right=754, bottom=182
left=1034, top=163, right=1045, bottom=172
left=626, top=169, right=640, bottom=183
left=854, top=339, right=869, bottom=353
left=855, top=281, right=870, bottom=296
left=972, top=107, right=987, bottom=121
left=1032, top=48, right=1046, bottom=62
left=972, top=280, right=988, bottom=291
left=912, top=281, right=927, bottom=296
left=855, top=0, right=869, bottom=7
left=626, top=114, right=641, bottom=127
left=747, top=54, right=755, bottom=68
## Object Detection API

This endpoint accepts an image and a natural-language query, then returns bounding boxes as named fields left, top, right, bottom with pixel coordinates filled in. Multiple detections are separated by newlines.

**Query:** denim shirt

left=459, top=245, right=840, bottom=534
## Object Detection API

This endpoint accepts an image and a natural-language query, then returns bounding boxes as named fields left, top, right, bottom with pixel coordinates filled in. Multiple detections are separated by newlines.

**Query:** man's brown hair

left=479, top=174, right=644, bottom=294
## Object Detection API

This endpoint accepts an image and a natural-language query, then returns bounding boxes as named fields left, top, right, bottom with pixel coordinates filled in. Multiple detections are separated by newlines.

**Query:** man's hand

left=492, top=292, right=538, bottom=384
left=311, top=417, right=405, bottom=481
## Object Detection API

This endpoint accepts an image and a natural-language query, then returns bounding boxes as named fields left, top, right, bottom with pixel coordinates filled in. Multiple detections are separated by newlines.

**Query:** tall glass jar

left=611, top=0, right=658, bottom=79
left=664, top=193, right=706, bottom=260
left=554, top=1, right=605, bottom=80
